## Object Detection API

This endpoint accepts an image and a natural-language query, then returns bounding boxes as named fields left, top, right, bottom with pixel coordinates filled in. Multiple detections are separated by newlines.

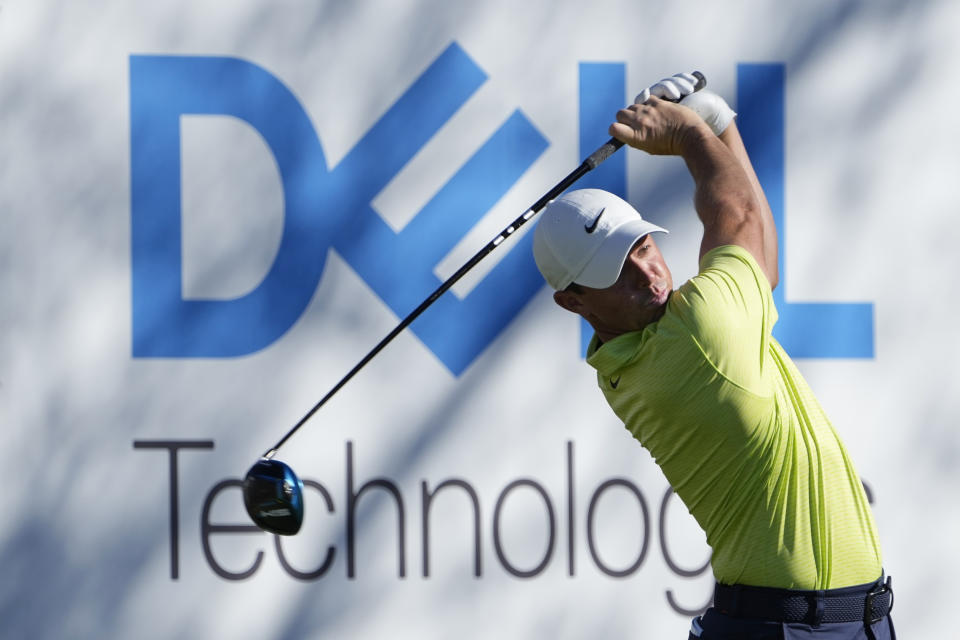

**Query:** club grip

left=691, top=70, right=707, bottom=93
left=584, top=139, right=625, bottom=169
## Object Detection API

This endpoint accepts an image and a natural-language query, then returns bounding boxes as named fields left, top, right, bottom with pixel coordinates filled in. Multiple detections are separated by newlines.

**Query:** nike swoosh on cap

left=610, top=375, right=621, bottom=389
left=584, top=208, right=605, bottom=233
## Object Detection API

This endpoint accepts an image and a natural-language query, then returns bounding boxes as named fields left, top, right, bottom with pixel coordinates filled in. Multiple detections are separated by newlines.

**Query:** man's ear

left=553, top=290, right=583, bottom=315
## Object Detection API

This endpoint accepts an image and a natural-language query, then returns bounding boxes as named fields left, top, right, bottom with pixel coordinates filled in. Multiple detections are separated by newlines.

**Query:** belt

left=713, top=575, right=894, bottom=627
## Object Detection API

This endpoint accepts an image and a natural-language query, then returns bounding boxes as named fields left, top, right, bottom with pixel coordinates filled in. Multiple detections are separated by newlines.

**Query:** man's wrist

left=676, top=122, right=715, bottom=158
left=679, top=90, right=737, bottom=137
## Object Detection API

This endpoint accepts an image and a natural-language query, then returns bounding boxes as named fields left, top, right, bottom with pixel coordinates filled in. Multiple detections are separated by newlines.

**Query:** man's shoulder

left=587, top=245, right=774, bottom=384
left=696, top=244, right=768, bottom=282
left=662, top=244, right=778, bottom=392
left=673, top=244, right=775, bottom=314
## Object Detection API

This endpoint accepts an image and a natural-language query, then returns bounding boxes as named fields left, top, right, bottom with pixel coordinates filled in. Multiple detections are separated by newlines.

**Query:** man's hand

left=635, top=73, right=736, bottom=138
left=609, top=96, right=712, bottom=156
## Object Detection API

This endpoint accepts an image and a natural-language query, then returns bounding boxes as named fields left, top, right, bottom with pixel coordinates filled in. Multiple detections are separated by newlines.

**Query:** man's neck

left=591, top=295, right=671, bottom=344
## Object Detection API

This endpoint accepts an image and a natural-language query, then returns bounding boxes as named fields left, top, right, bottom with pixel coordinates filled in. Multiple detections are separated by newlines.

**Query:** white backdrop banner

left=2, top=1, right=959, bottom=638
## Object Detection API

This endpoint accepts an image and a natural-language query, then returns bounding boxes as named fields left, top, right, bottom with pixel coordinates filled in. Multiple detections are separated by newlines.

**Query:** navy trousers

left=689, top=608, right=896, bottom=639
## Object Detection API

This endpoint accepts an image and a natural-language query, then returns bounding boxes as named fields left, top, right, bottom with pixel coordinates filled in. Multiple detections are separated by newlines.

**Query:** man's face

left=553, top=235, right=673, bottom=342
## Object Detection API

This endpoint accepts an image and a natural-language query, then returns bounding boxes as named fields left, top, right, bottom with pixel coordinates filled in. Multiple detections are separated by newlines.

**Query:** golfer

left=532, top=75, right=894, bottom=639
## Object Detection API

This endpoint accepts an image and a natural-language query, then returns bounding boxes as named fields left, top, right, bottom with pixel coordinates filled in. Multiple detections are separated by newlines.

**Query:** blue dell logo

left=130, top=44, right=873, bottom=374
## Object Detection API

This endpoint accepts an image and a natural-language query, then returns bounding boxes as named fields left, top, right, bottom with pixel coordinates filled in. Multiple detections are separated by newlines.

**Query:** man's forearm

left=717, top=123, right=779, bottom=289
left=609, top=97, right=775, bottom=283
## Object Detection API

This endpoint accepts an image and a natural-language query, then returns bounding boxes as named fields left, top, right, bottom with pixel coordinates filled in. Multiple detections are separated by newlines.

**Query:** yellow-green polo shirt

left=586, top=245, right=881, bottom=589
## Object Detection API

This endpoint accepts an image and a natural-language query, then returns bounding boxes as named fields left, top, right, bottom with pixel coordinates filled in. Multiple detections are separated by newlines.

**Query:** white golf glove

left=679, top=90, right=736, bottom=136
left=635, top=72, right=700, bottom=103
left=635, top=72, right=736, bottom=136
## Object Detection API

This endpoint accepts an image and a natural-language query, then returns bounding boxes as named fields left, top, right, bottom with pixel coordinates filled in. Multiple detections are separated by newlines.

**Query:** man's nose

left=625, top=255, right=657, bottom=285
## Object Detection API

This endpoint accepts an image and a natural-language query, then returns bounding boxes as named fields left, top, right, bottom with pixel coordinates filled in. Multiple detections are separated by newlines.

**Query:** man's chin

left=649, top=288, right=671, bottom=307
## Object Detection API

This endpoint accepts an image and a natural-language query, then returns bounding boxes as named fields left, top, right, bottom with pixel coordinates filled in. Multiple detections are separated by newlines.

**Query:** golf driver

left=243, top=71, right=707, bottom=535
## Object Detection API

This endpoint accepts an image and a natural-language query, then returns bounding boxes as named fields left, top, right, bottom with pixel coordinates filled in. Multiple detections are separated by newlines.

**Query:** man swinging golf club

left=533, top=74, right=895, bottom=639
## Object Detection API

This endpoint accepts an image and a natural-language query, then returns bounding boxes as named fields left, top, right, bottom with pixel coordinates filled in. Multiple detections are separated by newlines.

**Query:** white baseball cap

left=532, top=189, right=667, bottom=291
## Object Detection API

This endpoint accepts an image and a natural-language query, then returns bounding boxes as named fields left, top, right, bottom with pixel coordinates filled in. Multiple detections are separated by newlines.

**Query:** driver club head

left=243, top=458, right=304, bottom=536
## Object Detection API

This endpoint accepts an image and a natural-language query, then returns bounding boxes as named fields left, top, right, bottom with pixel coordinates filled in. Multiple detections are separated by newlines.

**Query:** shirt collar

left=585, top=329, right=649, bottom=376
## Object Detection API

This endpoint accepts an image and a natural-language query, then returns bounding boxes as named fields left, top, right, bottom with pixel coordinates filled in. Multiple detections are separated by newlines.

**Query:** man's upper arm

left=697, top=199, right=768, bottom=277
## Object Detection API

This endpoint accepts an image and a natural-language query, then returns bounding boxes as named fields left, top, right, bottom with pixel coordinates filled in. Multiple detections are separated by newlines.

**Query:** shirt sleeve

left=667, top=245, right=778, bottom=392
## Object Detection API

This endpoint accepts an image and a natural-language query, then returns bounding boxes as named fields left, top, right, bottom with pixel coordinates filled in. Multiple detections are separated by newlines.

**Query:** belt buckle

left=864, top=576, right=893, bottom=626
